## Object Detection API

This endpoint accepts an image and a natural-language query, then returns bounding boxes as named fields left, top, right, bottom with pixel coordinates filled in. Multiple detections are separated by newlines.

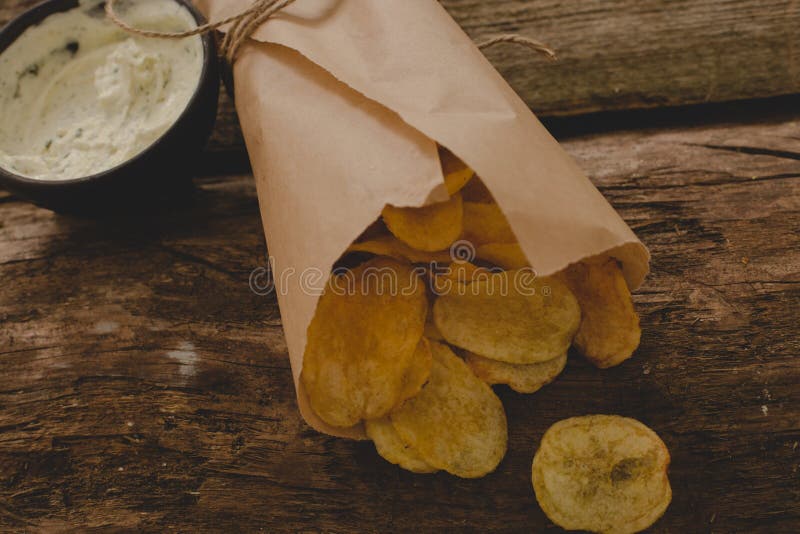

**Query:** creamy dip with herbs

left=0, top=0, right=203, bottom=180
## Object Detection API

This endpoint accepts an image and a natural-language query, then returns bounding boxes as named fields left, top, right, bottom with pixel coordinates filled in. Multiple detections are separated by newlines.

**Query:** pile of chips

left=300, top=147, right=642, bottom=478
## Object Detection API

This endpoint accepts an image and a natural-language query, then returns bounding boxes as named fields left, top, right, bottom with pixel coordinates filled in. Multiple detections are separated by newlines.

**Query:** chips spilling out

left=532, top=415, right=671, bottom=534
left=303, top=150, right=649, bottom=485
left=465, top=352, right=567, bottom=394
left=559, top=257, right=641, bottom=368
left=301, top=257, right=428, bottom=428
left=433, top=271, right=580, bottom=364
left=390, top=341, right=507, bottom=478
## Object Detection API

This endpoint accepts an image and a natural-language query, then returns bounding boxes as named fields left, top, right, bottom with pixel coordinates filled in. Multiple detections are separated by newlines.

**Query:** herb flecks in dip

left=0, top=0, right=203, bottom=181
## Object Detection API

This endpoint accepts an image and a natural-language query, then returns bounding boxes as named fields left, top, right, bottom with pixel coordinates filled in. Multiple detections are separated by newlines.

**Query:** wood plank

left=2, top=0, right=798, bottom=119
left=443, top=0, right=800, bottom=115
left=1, top=111, right=798, bottom=532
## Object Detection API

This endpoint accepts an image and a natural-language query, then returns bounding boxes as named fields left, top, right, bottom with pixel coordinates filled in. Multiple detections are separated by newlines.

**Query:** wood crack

left=157, top=244, right=244, bottom=282
left=692, top=143, right=800, bottom=161
left=601, top=172, right=800, bottom=191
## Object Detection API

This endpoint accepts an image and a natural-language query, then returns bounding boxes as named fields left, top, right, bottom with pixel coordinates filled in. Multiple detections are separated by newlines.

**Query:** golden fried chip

left=301, top=258, right=427, bottom=427
left=423, top=320, right=444, bottom=341
left=355, top=218, right=390, bottom=242
left=422, top=297, right=445, bottom=341
left=429, top=262, right=480, bottom=295
left=365, top=417, right=438, bottom=474
left=461, top=202, right=516, bottom=246
left=390, top=341, right=507, bottom=478
left=396, top=338, right=433, bottom=405
left=465, top=352, right=567, bottom=394
left=348, top=235, right=452, bottom=264
left=461, top=175, right=495, bottom=203
left=433, top=271, right=580, bottom=364
left=439, top=146, right=474, bottom=195
left=476, top=243, right=530, bottom=270
left=532, top=415, right=671, bottom=534
left=382, top=193, right=463, bottom=252
left=559, top=257, right=641, bottom=368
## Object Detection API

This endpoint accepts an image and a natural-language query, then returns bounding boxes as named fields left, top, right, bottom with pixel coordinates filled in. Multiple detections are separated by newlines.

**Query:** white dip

left=0, top=0, right=203, bottom=180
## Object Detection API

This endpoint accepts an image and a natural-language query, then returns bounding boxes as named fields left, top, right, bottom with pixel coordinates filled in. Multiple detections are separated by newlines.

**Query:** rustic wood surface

left=1, top=103, right=799, bottom=531
left=5, top=0, right=799, bottom=120
left=444, top=0, right=800, bottom=115
left=1, top=1, right=800, bottom=532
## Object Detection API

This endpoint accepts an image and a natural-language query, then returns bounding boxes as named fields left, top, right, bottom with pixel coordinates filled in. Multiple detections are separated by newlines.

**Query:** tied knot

left=106, top=0, right=556, bottom=64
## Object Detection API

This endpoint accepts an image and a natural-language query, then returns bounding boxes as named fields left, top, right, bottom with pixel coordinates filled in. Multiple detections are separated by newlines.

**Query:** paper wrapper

left=196, top=0, right=650, bottom=439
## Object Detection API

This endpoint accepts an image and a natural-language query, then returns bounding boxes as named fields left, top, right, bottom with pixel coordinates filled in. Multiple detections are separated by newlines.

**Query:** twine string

left=106, top=0, right=556, bottom=64
left=475, top=34, right=557, bottom=60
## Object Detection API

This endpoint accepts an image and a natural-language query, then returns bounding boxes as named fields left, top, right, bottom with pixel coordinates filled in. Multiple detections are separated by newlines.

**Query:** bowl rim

left=0, top=0, right=216, bottom=188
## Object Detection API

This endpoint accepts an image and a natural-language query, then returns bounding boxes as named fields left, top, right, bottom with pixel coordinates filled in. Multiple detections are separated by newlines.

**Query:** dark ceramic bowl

left=0, top=0, right=219, bottom=214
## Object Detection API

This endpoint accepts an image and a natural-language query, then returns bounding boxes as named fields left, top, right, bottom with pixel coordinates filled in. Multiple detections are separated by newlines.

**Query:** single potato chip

left=461, top=202, right=516, bottom=246
left=365, top=417, right=438, bottom=474
left=434, top=271, right=580, bottom=364
left=477, top=242, right=530, bottom=270
left=559, top=257, right=641, bottom=368
left=465, top=352, right=567, bottom=394
left=301, top=258, right=428, bottom=427
left=396, top=338, right=433, bottom=405
left=383, top=193, right=463, bottom=252
left=461, top=175, right=495, bottom=203
left=390, top=341, right=507, bottom=478
left=348, top=235, right=452, bottom=264
left=532, top=415, right=671, bottom=534
left=439, top=146, right=474, bottom=195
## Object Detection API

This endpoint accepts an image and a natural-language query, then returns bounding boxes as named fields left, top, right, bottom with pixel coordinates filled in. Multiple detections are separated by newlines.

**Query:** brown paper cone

left=197, top=0, right=650, bottom=439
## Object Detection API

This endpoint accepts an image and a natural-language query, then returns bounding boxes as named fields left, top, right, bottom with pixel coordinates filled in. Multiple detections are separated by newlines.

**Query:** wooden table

left=1, top=1, right=799, bottom=532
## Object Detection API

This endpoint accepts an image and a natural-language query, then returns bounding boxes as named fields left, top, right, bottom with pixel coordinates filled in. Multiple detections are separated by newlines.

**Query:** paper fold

left=197, top=0, right=650, bottom=438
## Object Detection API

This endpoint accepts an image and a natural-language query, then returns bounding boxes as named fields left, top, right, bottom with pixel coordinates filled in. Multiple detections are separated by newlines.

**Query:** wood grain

left=2, top=0, right=798, bottom=134
left=1, top=110, right=798, bottom=531
left=1, top=1, right=799, bottom=531
left=442, top=0, right=800, bottom=115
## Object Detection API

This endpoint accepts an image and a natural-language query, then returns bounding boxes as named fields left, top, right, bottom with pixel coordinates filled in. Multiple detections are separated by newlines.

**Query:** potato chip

left=301, top=258, right=428, bottom=427
left=461, top=202, right=516, bottom=246
left=396, top=338, right=433, bottom=405
left=429, top=261, right=480, bottom=295
left=423, top=319, right=444, bottom=341
left=355, top=218, right=390, bottom=242
left=382, top=193, right=463, bottom=252
left=476, top=243, right=530, bottom=270
left=365, top=417, right=438, bottom=474
left=422, top=296, right=445, bottom=340
left=433, top=271, right=580, bottom=364
left=390, top=341, right=507, bottom=478
left=461, top=175, right=495, bottom=203
left=559, top=257, right=641, bottom=368
left=465, top=352, right=567, bottom=394
left=439, top=146, right=474, bottom=195
left=532, top=415, right=671, bottom=534
left=348, top=235, right=452, bottom=264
